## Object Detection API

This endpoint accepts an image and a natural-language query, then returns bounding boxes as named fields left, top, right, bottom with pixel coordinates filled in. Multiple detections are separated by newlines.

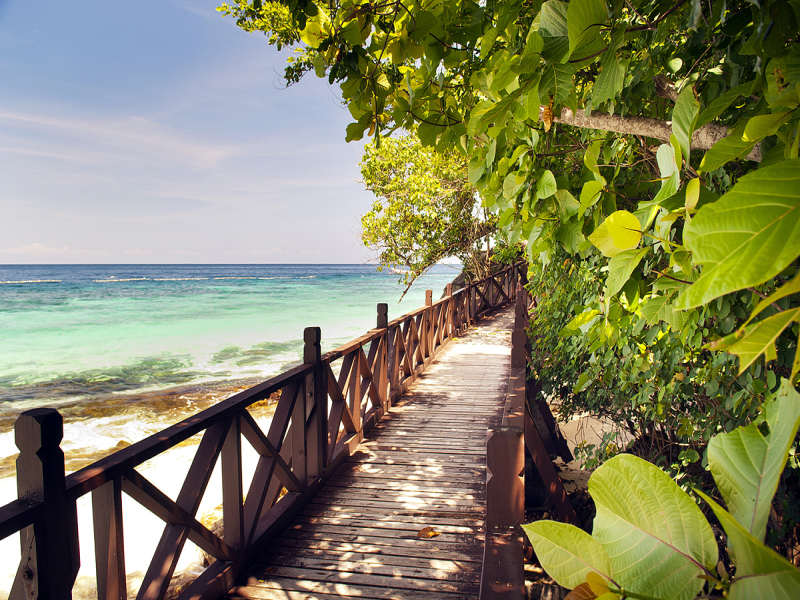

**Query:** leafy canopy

left=220, top=0, right=800, bottom=388
left=359, top=134, right=496, bottom=289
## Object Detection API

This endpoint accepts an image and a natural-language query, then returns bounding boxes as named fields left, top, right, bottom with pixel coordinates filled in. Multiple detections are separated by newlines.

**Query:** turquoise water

left=0, top=264, right=458, bottom=472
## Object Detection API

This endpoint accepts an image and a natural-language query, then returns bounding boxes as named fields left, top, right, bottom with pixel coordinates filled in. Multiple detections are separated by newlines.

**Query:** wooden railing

left=0, top=263, right=526, bottom=600
left=480, top=282, right=578, bottom=599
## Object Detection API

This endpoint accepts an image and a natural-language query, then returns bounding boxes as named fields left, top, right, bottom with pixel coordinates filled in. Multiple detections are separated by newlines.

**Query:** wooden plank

left=230, top=578, right=469, bottom=600
left=258, top=546, right=480, bottom=572
left=260, top=554, right=478, bottom=582
left=237, top=566, right=477, bottom=594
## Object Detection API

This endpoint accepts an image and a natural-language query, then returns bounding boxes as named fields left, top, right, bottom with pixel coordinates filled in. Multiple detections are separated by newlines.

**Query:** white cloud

left=0, top=242, right=107, bottom=259
left=0, top=110, right=236, bottom=170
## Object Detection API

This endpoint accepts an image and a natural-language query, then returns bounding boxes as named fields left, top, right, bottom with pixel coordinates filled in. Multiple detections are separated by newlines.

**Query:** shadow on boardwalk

left=227, top=308, right=514, bottom=600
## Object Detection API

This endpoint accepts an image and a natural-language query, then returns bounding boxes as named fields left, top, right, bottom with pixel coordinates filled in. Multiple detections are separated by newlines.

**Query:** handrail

left=480, top=279, right=579, bottom=600
left=1, top=261, right=527, bottom=600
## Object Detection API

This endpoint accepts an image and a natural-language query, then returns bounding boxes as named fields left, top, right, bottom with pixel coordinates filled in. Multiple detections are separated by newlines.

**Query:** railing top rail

left=0, top=498, right=42, bottom=540
left=64, top=361, right=312, bottom=499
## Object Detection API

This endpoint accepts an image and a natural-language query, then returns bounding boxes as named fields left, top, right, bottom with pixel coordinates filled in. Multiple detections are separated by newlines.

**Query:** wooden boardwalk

left=227, top=307, right=514, bottom=600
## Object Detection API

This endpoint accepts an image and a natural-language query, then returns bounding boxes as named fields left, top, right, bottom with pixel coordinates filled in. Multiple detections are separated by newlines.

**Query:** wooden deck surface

left=226, top=307, right=514, bottom=600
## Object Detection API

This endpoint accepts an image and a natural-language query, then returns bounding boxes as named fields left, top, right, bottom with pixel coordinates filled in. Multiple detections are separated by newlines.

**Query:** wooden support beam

left=524, top=409, right=579, bottom=526
left=92, top=478, right=127, bottom=600
left=11, top=409, right=79, bottom=600
left=481, top=427, right=525, bottom=599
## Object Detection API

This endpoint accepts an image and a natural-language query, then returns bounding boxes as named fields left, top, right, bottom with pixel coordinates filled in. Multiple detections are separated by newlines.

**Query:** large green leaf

left=672, top=87, right=700, bottom=163
left=537, top=169, right=558, bottom=198
left=555, top=219, right=585, bottom=253
left=743, top=111, right=793, bottom=141
left=588, top=219, right=622, bottom=257
left=606, top=248, right=648, bottom=297
left=606, top=210, right=641, bottom=249
left=554, top=189, right=580, bottom=220
left=707, top=379, right=800, bottom=543
left=566, top=0, right=607, bottom=55
left=675, top=158, right=800, bottom=309
left=698, top=491, right=800, bottom=600
left=709, top=308, right=800, bottom=374
left=590, top=454, right=718, bottom=600
left=539, top=0, right=570, bottom=63
left=696, top=82, right=753, bottom=129
left=579, top=180, right=604, bottom=215
left=592, top=48, right=626, bottom=106
left=523, top=520, right=614, bottom=590
left=698, top=134, right=757, bottom=173
left=540, top=62, right=576, bottom=104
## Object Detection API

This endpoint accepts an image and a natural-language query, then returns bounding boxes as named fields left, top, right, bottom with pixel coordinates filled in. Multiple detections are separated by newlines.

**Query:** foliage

left=221, top=0, right=800, bottom=558
left=219, top=0, right=800, bottom=385
left=359, top=134, right=496, bottom=288
left=524, top=380, right=800, bottom=599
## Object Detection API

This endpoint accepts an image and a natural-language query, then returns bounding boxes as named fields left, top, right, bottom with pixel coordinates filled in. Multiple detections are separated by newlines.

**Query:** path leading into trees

left=225, top=307, right=514, bottom=600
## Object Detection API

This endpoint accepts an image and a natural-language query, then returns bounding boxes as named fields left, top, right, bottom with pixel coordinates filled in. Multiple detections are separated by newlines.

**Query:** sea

left=0, top=263, right=460, bottom=598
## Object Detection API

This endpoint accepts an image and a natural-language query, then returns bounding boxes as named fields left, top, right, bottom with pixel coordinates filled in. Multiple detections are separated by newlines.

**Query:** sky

left=0, top=0, right=379, bottom=264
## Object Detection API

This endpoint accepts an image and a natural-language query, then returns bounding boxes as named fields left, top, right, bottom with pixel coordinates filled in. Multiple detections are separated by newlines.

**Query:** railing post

left=376, top=304, right=389, bottom=407
left=481, top=427, right=525, bottom=599
left=425, top=289, right=432, bottom=306
left=470, top=284, right=477, bottom=323
left=377, top=303, right=388, bottom=329
left=303, top=327, right=325, bottom=478
left=222, top=416, right=244, bottom=550
left=11, top=409, right=79, bottom=600
left=92, top=478, right=127, bottom=600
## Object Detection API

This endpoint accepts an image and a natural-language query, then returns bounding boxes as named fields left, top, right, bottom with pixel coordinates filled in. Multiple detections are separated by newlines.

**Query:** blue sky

left=0, top=0, right=377, bottom=264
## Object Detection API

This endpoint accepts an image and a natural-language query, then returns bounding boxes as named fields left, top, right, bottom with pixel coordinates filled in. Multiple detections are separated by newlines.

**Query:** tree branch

left=548, top=107, right=762, bottom=162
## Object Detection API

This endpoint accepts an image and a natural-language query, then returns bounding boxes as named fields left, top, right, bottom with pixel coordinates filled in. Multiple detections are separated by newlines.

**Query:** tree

left=222, top=0, right=800, bottom=563
left=360, top=134, right=496, bottom=291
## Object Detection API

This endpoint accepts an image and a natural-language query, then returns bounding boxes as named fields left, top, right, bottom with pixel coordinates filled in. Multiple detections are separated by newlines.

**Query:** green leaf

left=685, top=178, right=700, bottom=211
left=652, top=143, right=680, bottom=204
left=592, top=49, right=626, bottom=106
left=299, top=8, right=331, bottom=48
left=696, top=82, right=753, bottom=129
left=672, top=86, right=700, bottom=163
left=709, top=308, right=800, bottom=374
left=573, top=370, right=593, bottom=393
left=606, top=248, right=648, bottom=297
left=539, top=1, right=571, bottom=63
left=698, top=491, right=800, bottom=600
left=470, top=89, right=523, bottom=136
left=537, top=170, right=558, bottom=198
left=745, top=271, right=800, bottom=326
left=555, top=219, right=585, bottom=253
left=676, top=158, right=800, bottom=309
left=408, top=10, right=439, bottom=43
left=567, top=0, right=607, bottom=55
left=590, top=454, right=718, bottom=600
left=523, top=520, right=613, bottom=589
left=583, top=140, right=603, bottom=181
left=525, top=79, right=541, bottom=121
left=743, top=111, right=793, bottom=141
left=540, top=62, right=576, bottom=104
left=579, top=180, right=604, bottom=215
left=554, top=189, right=580, bottom=220
left=588, top=219, right=622, bottom=257
left=606, top=210, right=641, bottom=250
left=559, top=309, right=602, bottom=336
left=707, top=380, right=800, bottom=543
left=698, top=134, right=757, bottom=173
left=641, top=294, right=673, bottom=326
